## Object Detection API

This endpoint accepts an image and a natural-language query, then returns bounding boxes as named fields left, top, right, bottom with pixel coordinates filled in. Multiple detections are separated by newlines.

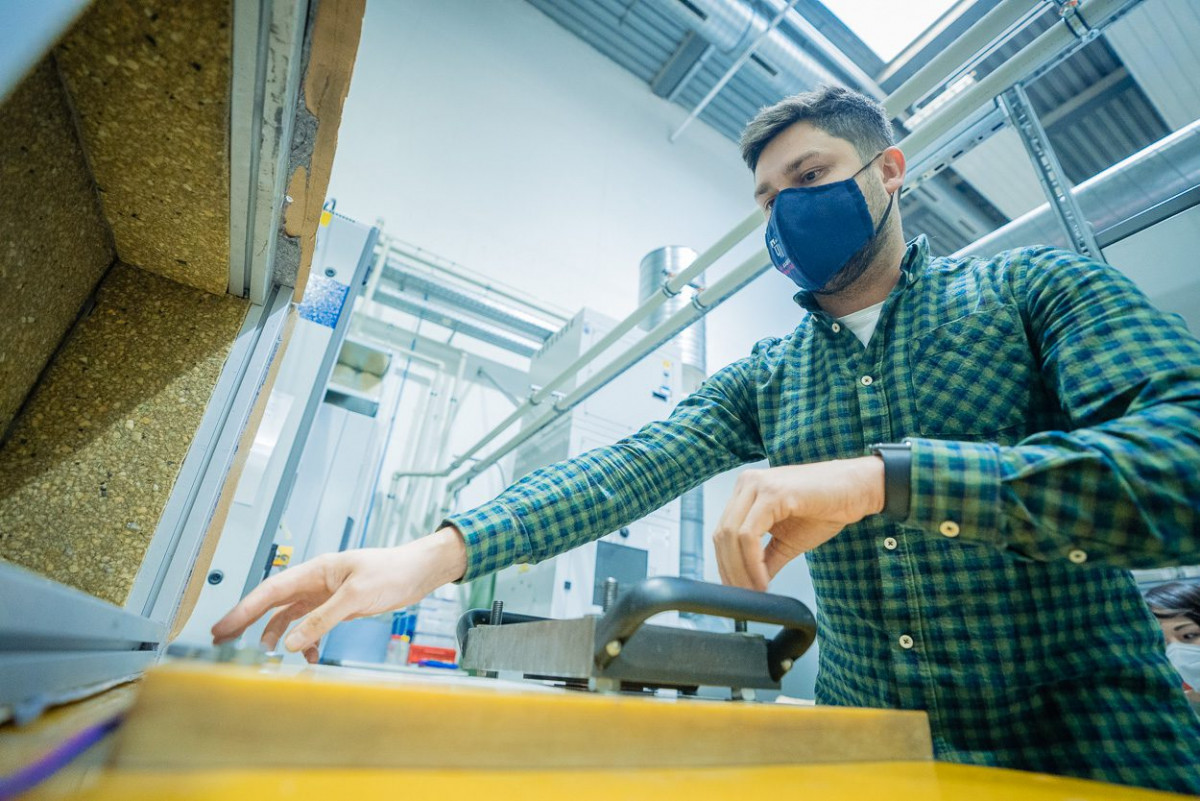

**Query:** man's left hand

left=712, top=456, right=885, bottom=591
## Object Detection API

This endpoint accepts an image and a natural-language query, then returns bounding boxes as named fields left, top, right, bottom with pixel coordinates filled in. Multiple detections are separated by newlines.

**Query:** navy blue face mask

left=765, top=153, right=895, bottom=292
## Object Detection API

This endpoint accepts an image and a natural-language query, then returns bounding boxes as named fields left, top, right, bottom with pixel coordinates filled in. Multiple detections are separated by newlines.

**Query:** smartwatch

left=870, top=441, right=912, bottom=521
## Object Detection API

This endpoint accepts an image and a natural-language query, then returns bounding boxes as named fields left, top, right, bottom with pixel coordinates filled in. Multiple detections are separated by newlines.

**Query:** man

left=214, top=86, right=1200, bottom=791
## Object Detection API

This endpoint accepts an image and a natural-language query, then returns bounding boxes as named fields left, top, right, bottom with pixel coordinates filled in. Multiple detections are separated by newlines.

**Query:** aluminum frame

left=0, top=562, right=164, bottom=720
left=125, top=285, right=294, bottom=624
left=238, top=224, right=381, bottom=599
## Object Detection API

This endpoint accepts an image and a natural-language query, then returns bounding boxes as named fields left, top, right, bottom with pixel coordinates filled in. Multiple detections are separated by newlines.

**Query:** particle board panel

left=0, top=264, right=247, bottom=605
left=0, top=58, right=114, bottom=438
left=54, top=0, right=232, bottom=296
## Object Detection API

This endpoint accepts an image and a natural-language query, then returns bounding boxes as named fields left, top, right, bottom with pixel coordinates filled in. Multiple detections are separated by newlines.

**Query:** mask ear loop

left=873, top=189, right=896, bottom=237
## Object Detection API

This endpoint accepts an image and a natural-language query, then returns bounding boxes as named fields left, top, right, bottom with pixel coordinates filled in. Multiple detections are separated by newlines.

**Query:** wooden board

left=111, top=661, right=933, bottom=770
left=0, top=58, right=114, bottom=438
left=65, top=762, right=1193, bottom=801
left=0, top=265, right=247, bottom=604
left=54, top=0, right=232, bottom=296
left=282, top=0, right=366, bottom=298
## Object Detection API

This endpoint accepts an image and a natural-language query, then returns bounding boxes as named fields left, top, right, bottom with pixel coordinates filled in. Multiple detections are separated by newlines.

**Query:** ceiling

left=520, top=0, right=1199, bottom=254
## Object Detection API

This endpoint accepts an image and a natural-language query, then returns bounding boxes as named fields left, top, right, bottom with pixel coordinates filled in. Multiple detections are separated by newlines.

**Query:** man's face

left=753, top=121, right=869, bottom=217
left=753, top=121, right=898, bottom=295
left=1158, top=613, right=1200, bottom=646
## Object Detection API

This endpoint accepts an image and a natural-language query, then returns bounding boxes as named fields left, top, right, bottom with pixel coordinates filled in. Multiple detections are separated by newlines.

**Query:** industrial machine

left=490, top=308, right=684, bottom=620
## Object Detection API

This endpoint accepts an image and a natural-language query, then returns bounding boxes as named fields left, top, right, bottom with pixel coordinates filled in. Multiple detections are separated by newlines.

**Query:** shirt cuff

left=441, top=499, right=530, bottom=583
left=905, top=438, right=1005, bottom=548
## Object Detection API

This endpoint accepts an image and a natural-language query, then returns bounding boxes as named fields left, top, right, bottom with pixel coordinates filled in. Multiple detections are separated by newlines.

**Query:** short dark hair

left=739, top=85, right=895, bottom=172
left=1145, top=581, right=1200, bottom=626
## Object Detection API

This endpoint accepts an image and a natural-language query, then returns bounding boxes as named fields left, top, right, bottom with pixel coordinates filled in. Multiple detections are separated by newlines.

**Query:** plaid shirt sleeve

left=905, top=247, right=1200, bottom=568
left=445, top=350, right=769, bottom=582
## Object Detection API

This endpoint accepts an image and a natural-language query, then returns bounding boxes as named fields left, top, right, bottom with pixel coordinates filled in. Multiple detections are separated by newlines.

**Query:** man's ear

left=880, top=146, right=906, bottom=194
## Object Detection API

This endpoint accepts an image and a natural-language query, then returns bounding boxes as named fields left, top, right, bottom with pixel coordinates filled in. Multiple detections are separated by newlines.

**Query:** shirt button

left=899, top=634, right=914, bottom=649
left=939, top=520, right=960, bottom=538
left=831, top=322, right=841, bottom=333
left=883, top=537, right=898, bottom=550
left=1068, top=549, right=1088, bottom=564
left=860, top=375, right=873, bottom=386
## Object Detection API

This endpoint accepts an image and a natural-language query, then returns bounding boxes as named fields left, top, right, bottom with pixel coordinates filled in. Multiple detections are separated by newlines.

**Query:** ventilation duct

left=639, top=246, right=707, bottom=583
left=651, top=0, right=842, bottom=92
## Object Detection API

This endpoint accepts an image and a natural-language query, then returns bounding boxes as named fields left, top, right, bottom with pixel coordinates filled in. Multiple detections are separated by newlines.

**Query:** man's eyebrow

left=753, top=149, right=823, bottom=198
left=1172, top=622, right=1198, bottom=631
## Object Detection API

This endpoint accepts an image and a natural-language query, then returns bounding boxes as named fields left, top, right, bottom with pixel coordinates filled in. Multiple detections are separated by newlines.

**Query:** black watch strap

left=870, top=441, right=912, bottom=521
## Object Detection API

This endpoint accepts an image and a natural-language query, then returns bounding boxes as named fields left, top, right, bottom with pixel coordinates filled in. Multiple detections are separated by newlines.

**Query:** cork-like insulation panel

left=0, top=264, right=248, bottom=605
left=0, top=59, right=115, bottom=437
left=54, top=0, right=232, bottom=296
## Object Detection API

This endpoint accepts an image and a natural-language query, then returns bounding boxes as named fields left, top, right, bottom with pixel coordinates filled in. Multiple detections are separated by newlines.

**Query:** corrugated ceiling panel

left=1105, top=0, right=1200, bottom=130
left=950, top=127, right=1046, bottom=219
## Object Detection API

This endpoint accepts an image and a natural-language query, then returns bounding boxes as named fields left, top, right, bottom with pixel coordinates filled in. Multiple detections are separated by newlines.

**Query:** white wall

left=328, top=0, right=796, bottom=337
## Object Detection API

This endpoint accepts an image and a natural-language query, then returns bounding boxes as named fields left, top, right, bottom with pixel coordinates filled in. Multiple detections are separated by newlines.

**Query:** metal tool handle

left=456, top=607, right=546, bottom=655
left=592, top=577, right=816, bottom=682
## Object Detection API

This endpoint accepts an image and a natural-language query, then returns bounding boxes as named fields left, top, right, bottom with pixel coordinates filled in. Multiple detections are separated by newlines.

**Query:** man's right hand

left=210, top=526, right=468, bottom=662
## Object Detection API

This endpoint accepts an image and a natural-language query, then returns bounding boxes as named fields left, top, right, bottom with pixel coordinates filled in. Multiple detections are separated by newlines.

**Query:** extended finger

left=714, top=484, right=756, bottom=588
left=260, top=600, right=314, bottom=651
left=211, top=559, right=330, bottom=643
left=736, top=500, right=777, bottom=591
left=282, top=585, right=362, bottom=654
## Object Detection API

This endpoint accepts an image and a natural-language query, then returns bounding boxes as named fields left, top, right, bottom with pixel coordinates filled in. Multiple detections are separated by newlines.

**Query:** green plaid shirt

left=448, top=237, right=1200, bottom=792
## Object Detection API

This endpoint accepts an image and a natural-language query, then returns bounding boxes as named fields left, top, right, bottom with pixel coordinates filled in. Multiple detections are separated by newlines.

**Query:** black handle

left=593, top=577, right=816, bottom=681
left=456, top=607, right=547, bottom=655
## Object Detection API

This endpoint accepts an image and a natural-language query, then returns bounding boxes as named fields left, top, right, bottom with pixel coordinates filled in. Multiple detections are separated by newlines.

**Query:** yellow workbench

left=7, top=661, right=1191, bottom=800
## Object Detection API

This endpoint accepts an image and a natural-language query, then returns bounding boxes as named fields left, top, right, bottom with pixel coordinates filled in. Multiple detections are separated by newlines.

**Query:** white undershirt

left=837, top=300, right=886, bottom=347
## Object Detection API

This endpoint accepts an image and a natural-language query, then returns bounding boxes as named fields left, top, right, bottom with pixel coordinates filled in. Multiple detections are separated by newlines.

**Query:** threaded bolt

left=603, top=577, right=619, bottom=612
left=489, top=600, right=503, bottom=626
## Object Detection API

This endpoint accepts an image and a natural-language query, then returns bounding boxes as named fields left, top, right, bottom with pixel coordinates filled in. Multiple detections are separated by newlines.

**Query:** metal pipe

left=392, top=209, right=765, bottom=480
left=759, top=0, right=884, bottom=97
left=421, top=353, right=470, bottom=534
left=388, top=241, right=570, bottom=326
left=666, top=42, right=714, bottom=103
left=650, top=0, right=841, bottom=96
left=670, top=0, right=800, bottom=142
left=897, top=0, right=1130, bottom=159
left=641, top=247, right=708, bottom=583
left=444, top=248, right=773, bottom=495
left=884, top=0, right=1036, bottom=117
left=955, top=117, right=1200, bottom=257
left=381, top=263, right=559, bottom=342
left=372, top=289, right=541, bottom=357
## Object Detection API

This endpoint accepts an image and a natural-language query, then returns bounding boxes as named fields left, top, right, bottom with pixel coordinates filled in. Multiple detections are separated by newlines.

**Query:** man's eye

left=1185, top=632, right=1199, bottom=642
left=801, top=169, right=821, bottom=183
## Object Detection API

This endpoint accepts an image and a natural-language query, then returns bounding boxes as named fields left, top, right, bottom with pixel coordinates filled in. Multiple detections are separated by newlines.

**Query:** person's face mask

left=765, top=152, right=895, bottom=292
left=1165, top=641, right=1200, bottom=688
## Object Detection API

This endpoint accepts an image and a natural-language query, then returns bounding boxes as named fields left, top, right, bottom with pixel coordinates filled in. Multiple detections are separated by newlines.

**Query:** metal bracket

left=1001, top=83, right=1105, bottom=260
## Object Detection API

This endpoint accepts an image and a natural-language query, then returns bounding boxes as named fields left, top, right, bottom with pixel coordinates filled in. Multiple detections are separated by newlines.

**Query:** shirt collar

left=792, top=235, right=931, bottom=316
